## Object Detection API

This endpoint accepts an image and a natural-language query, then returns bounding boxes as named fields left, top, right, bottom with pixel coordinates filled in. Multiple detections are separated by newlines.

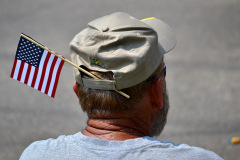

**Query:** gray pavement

left=1, top=0, right=240, bottom=159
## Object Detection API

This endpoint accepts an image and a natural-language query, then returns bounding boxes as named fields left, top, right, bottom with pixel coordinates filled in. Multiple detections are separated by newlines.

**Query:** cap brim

left=141, top=17, right=177, bottom=54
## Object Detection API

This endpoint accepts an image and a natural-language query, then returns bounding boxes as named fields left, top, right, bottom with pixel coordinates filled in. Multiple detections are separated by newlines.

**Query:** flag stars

left=16, top=37, right=44, bottom=68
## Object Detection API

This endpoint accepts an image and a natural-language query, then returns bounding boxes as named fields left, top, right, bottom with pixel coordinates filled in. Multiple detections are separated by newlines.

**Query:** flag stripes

left=20, top=63, right=28, bottom=83
left=27, top=67, right=35, bottom=86
left=10, top=59, right=17, bottom=78
left=31, top=68, right=38, bottom=88
left=24, top=65, right=32, bottom=84
left=17, top=61, right=24, bottom=81
left=44, top=56, right=58, bottom=95
left=37, top=50, right=51, bottom=91
left=10, top=50, right=64, bottom=98
left=50, top=59, right=64, bottom=97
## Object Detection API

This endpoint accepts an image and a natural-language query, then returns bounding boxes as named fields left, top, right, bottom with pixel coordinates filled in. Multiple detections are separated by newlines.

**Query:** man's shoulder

left=19, top=134, right=77, bottom=160
left=140, top=137, right=223, bottom=160
left=166, top=143, right=223, bottom=160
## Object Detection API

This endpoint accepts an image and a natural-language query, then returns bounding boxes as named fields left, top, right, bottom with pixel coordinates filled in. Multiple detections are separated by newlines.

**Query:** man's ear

left=148, top=77, right=164, bottom=110
left=73, top=81, right=79, bottom=98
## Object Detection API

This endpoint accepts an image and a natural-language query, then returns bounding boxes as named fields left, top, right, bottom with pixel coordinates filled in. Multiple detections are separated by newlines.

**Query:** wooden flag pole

left=20, top=34, right=130, bottom=98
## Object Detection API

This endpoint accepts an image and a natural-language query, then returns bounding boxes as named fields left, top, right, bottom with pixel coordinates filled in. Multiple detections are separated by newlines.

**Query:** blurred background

left=1, top=0, right=240, bottom=159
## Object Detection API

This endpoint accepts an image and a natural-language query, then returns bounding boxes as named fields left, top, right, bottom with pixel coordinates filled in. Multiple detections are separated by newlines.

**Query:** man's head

left=70, top=12, right=176, bottom=137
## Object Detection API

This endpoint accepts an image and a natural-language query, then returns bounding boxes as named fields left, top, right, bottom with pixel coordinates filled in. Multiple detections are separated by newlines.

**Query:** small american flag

left=10, top=34, right=64, bottom=98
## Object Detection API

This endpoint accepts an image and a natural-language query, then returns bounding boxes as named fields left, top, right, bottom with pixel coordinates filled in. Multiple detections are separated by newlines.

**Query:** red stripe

left=24, top=64, right=32, bottom=84
left=44, top=56, right=58, bottom=95
left=10, top=59, right=17, bottom=78
left=31, top=68, right=39, bottom=88
left=17, top=61, right=25, bottom=81
left=51, top=60, right=64, bottom=98
left=38, top=52, right=51, bottom=91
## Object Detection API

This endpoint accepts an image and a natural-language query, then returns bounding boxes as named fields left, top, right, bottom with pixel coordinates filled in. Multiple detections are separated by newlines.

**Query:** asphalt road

left=1, top=0, right=240, bottom=159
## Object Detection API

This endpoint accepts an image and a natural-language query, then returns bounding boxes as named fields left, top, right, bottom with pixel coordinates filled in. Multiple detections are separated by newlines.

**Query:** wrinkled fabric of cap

left=70, top=12, right=176, bottom=90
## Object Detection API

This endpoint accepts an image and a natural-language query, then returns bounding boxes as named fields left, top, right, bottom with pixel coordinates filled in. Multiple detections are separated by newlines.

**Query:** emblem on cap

left=92, top=59, right=99, bottom=65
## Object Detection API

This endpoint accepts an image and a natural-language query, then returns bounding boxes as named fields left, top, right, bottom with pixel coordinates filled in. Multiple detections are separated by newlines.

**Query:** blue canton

left=15, top=37, right=44, bottom=68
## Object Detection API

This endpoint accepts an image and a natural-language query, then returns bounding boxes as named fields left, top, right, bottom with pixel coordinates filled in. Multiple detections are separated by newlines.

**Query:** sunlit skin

left=73, top=77, right=164, bottom=141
